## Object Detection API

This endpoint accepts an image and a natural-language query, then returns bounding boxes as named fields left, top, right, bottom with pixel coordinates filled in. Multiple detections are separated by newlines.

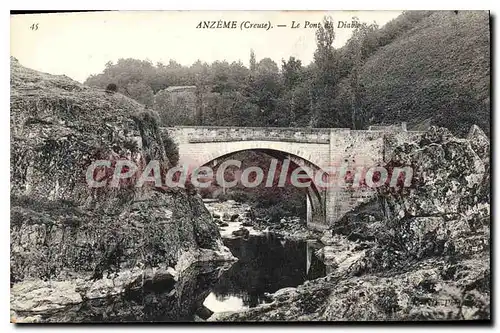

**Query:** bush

left=255, top=205, right=288, bottom=223
left=105, top=83, right=118, bottom=93
left=226, top=190, right=252, bottom=202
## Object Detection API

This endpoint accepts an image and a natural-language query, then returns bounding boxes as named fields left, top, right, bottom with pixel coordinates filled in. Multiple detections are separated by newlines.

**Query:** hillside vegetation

left=358, top=11, right=490, bottom=135
left=84, top=11, right=490, bottom=137
left=214, top=126, right=490, bottom=321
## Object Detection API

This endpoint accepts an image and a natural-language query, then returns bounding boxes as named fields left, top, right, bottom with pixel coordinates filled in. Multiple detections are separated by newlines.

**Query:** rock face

left=10, top=58, right=235, bottom=322
left=214, top=126, right=490, bottom=321
left=12, top=262, right=232, bottom=323
left=10, top=192, right=231, bottom=284
left=232, top=227, right=250, bottom=238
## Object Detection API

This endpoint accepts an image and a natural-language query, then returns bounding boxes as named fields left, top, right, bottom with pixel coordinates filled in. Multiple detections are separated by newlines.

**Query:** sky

left=11, top=11, right=402, bottom=83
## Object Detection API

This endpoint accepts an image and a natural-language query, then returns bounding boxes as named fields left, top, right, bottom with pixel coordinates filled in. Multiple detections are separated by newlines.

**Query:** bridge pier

left=306, top=188, right=327, bottom=231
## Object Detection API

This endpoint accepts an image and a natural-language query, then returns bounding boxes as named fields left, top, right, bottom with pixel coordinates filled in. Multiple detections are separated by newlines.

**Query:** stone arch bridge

left=162, top=125, right=421, bottom=230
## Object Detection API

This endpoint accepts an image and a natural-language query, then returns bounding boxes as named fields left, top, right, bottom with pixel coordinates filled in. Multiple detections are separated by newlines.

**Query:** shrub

left=105, top=83, right=118, bottom=93
left=226, top=190, right=252, bottom=202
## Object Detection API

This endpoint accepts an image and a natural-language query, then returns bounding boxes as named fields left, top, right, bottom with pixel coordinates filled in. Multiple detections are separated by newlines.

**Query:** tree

left=346, top=18, right=379, bottom=129
left=249, top=49, right=257, bottom=72
left=314, top=17, right=335, bottom=69
left=311, top=16, right=338, bottom=127
left=281, top=56, right=303, bottom=89
left=256, top=58, right=279, bottom=76
left=275, top=57, right=306, bottom=127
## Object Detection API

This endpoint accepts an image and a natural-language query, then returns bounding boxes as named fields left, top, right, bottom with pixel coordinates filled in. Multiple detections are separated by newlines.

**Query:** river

left=30, top=232, right=325, bottom=322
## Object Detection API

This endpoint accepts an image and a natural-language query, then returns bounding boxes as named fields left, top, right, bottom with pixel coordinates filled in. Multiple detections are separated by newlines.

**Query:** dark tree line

left=85, top=10, right=489, bottom=136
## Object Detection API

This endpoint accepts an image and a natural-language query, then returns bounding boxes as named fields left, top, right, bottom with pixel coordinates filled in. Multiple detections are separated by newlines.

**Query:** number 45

left=30, top=23, right=38, bottom=31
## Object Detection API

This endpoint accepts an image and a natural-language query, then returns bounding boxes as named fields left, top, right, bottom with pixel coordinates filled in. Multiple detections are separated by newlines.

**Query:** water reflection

left=29, top=262, right=232, bottom=323
left=204, top=234, right=326, bottom=313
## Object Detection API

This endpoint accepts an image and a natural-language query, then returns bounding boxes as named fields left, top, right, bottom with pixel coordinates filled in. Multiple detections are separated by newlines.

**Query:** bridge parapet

left=164, top=126, right=341, bottom=144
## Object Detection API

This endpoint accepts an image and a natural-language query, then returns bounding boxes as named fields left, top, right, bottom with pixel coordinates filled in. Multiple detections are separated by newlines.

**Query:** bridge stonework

left=163, top=126, right=421, bottom=230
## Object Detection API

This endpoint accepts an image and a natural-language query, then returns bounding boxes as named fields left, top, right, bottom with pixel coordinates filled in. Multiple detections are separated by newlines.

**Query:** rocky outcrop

left=10, top=192, right=233, bottom=284
left=10, top=58, right=235, bottom=322
left=214, top=126, right=490, bottom=321
left=212, top=257, right=489, bottom=321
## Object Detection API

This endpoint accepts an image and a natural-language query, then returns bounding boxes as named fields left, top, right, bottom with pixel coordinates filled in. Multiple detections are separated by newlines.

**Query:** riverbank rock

left=214, top=126, right=490, bottom=321
left=213, top=256, right=489, bottom=322
left=252, top=215, right=320, bottom=240
left=467, top=125, right=489, bottom=163
left=232, top=227, right=250, bottom=238
left=10, top=58, right=236, bottom=322
left=13, top=262, right=232, bottom=323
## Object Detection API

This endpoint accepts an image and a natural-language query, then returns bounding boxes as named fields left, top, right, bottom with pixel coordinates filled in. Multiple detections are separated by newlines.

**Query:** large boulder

left=382, top=126, right=486, bottom=219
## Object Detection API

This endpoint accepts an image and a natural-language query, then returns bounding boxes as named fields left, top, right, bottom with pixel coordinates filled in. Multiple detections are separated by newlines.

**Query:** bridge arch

left=202, top=148, right=324, bottom=192
left=177, top=139, right=330, bottom=172
left=183, top=146, right=328, bottom=226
